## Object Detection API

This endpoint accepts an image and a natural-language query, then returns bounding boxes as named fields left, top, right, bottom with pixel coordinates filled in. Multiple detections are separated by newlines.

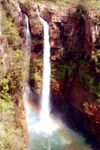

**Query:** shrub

left=0, top=7, right=27, bottom=149
left=24, top=0, right=32, bottom=12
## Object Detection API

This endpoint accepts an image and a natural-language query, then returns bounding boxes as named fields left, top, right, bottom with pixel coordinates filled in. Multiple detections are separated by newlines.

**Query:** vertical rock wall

left=19, top=2, right=100, bottom=141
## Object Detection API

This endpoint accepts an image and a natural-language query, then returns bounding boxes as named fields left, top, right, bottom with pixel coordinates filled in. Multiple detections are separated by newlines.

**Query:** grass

left=0, top=99, right=26, bottom=150
left=21, top=0, right=100, bottom=10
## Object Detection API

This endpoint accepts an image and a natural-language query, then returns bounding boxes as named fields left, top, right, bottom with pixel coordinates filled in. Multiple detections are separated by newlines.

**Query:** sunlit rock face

left=19, top=1, right=100, bottom=141
left=19, top=2, right=43, bottom=36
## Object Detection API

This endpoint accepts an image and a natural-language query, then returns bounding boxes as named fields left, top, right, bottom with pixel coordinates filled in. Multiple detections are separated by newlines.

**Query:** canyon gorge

left=0, top=0, right=100, bottom=149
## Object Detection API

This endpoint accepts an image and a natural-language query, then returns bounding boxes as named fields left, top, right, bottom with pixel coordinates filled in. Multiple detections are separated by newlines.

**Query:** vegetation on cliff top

left=23, top=0, right=100, bottom=10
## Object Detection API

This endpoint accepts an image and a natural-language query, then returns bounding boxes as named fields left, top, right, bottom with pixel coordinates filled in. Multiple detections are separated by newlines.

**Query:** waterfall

left=39, top=18, right=57, bottom=132
left=24, top=14, right=31, bottom=57
left=40, top=18, right=51, bottom=123
left=0, top=9, right=4, bottom=63
left=23, top=14, right=31, bottom=112
left=0, top=12, right=1, bottom=36
left=0, top=4, right=2, bottom=36
left=24, top=13, right=57, bottom=133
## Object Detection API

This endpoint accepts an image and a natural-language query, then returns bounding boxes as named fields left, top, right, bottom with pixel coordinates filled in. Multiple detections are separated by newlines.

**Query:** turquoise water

left=26, top=103, right=92, bottom=150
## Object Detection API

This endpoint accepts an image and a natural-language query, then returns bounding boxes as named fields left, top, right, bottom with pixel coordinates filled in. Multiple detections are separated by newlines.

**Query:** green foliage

left=0, top=49, right=24, bottom=102
left=93, top=13, right=100, bottom=25
left=23, top=0, right=68, bottom=7
left=85, top=0, right=100, bottom=10
left=66, top=62, right=76, bottom=77
left=24, top=0, right=32, bottom=12
left=23, top=0, right=100, bottom=9
left=2, top=0, right=12, bottom=18
left=79, top=69, right=94, bottom=89
left=51, top=62, right=66, bottom=80
left=93, top=82, right=100, bottom=97
left=0, top=99, right=17, bottom=149
left=2, top=0, right=15, bottom=21
left=37, top=51, right=42, bottom=57
left=51, top=44, right=100, bottom=102
left=30, top=58, right=43, bottom=93
left=79, top=70, right=94, bottom=82
left=73, top=11, right=85, bottom=20
left=83, top=102, right=88, bottom=107
left=31, top=19, right=41, bottom=31
left=0, top=6, right=27, bottom=149
left=91, top=50, right=98, bottom=62
left=77, top=57, right=100, bottom=97
left=15, top=128, right=22, bottom=135
left=32, top=20, right=40, bottom=25
left=55, top=48, right=64, bottom=58
left=1, top=15, right=25, bottom=96
left=0, top=100, right=14, bottom=117
left=2, top=20, right=23, bottom=51
left=91, top=50, right=100, bottom=73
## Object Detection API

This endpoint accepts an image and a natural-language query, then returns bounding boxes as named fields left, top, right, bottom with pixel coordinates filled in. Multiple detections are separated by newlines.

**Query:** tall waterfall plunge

left=38, top=17, right=58, bottom=132
left=40, top=18, right=51, bottom=126
left=0, top=9, right=5, bottom=64
left=0, top=11, right=1, bottom=36
left=23, top=14, right=31, bottom=100
left=24, top=14, right=31, bottom=57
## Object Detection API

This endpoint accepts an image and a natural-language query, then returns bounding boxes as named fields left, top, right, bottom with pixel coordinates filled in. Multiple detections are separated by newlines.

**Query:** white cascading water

left=24, top=13, right=57, bottom=132
left=39, top=18, right=57, bottom=132
left=40, top=18, right=51, bottom=122
left=24, top=14, right=31, bottom=56
left=0, top=9, right=4, bottom=63
left=0, top=11, right=1, bottom=36
left=23, top=14, right=31, bottom=122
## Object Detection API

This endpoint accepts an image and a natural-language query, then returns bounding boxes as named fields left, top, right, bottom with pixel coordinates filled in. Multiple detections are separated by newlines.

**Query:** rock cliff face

left=19, top=1, right=100, bottom=142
